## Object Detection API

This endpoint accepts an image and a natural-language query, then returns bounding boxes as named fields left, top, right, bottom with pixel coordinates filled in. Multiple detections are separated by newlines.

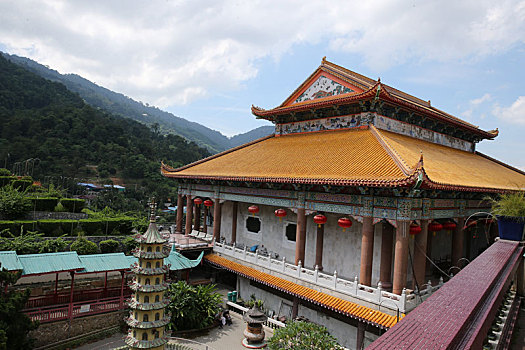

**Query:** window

left=145, top=278, right=150, bottom=285
left=155, top=312, right=160, bottom=321
left=156, top=246, right=160, bottom=252
left=146, top=262, right=151, bottom=268
left=142, top=333, right=148, bottom=341
left=147, top=246, right=152, bottom=252
left=155, top=295, right=160, bottom=302
left=155, top=277, right=160, bottom=285
left=138, top=277, right=141, bottom=284
left=155, top=262, right=160, bottom=268
left=143, top=314, right=149, bottom=322
left=144, top=296, right=149, bottom=303
left=154, top=331, right=159, bottom=339
left=285, top=223, right=297, bottom=242
left=136, top=295, right=140, bottom=302
left=246, top=217, right=261, bottom=233
left=133, top=330, right=136, bottom=338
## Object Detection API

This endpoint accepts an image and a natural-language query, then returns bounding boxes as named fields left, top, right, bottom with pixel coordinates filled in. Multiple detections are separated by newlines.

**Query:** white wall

left=221, top=202, right=385, bottom=284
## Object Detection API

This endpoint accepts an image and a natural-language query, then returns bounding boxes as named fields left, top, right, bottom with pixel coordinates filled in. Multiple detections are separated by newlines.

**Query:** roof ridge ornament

left=148, top=198, right=157, bottom=223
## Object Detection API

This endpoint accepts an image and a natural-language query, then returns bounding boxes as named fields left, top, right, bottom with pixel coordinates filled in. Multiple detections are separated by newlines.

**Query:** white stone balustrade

left=214, top=242, right=443, bottom=313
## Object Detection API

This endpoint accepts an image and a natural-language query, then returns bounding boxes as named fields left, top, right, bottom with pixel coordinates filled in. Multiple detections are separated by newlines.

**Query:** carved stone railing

left=214, top=242, right=443, bottom=313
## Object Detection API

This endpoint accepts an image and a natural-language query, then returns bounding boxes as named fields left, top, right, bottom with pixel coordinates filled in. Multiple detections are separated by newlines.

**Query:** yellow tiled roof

left=162, top=128, right=408, bottom=186
left=378, top=130, right=525, bottom=191
left=204, top=253, right=401, bottom=329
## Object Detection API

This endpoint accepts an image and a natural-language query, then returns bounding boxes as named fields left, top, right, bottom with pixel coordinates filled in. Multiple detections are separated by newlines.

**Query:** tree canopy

left=268, top=321, right=343, bottom=350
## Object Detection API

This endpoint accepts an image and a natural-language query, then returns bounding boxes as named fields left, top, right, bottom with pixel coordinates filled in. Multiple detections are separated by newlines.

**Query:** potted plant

left=490, top=191, right=525, bottom=241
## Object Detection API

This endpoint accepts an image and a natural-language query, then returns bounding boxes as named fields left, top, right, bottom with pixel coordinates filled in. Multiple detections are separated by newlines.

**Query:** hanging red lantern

left=338, top=217, right=352, bottom=232
left=409, top=222, right=422, bottom=235
left=442, top=221, right=456, bottom=231
left=193, top=198, right=203, bottom=206
left=313, top=214, right=327, bottom=228
left=248, top=205, right=259, bottom=216
left=428, top=221, right=443, bottom=232
left=203, top=199, right=213, bottom=207
left=274, top=208, right=287, bottom=222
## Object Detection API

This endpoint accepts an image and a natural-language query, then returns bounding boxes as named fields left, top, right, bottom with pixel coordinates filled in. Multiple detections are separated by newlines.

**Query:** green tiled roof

left=78, top=253, right=133, bottom=273
left=0, top=251, right=23, bottom=271
left=166, top=250, right=203, bottom=270
left=18, top=252, right=84, bottom=275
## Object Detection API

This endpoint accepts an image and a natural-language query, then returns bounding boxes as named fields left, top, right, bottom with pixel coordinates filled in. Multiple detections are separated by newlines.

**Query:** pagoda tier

left=124, top=333, right=169, bottom=349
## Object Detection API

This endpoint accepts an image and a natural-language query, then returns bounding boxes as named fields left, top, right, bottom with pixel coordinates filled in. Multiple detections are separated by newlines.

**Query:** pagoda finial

left=149, top=198, right=157, bottom=223
left=322, top=56, right=327, bottom=63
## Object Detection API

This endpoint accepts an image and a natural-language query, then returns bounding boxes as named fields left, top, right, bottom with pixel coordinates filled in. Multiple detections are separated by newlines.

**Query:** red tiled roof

left=204, top=253, right=402, bottom=329
left=367, top=239, right=523, bottom=349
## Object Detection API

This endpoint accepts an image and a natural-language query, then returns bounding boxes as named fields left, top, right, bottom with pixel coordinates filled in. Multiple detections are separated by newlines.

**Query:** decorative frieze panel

left=305, top=201, right=359, bottom=216
left=374, top=197, right=396, bottom=207
left=431, top=209, right=458, bottom=219
left=223, top=186, right=296, bottom=199
left=374, top=115, right=474, bottom=152
left=396, top=199, right=413, bottom=221
left=307, top=192, right=361, bottom=205
left=193, top=190, right=215, bottom=198
left=275, top=114, right=365, bottom=136
left=222, top=193, right=294, bottom=208
left=361, top=196, right=374, bottom=217
left=421, top=198, right=431, bottom=219
left=372, top=208, right=397, bottom=220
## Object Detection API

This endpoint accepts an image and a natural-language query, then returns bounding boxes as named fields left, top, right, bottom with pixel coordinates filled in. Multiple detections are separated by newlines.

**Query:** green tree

left=268, top=321, right=344, bottom=350
left=0, top=269, right=38, bottom=349
left=166, top=281, right=222, bottom=331
left=70, top=236, right=99, bottom=255
left=99, top=239, right=120, bottom=253
left=0, top=185, right=31, bottom=219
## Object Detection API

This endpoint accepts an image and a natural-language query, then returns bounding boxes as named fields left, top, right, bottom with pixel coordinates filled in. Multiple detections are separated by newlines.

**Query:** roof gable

left=282, top=69, right=364, bottom=107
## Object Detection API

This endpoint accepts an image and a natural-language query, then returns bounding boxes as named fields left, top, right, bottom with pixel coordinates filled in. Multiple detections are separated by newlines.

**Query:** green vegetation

left=0, top=269, right=38, bottom=349
left=166, top=281, right=222, bottom=331
left=489, top=192, right=525, bottom=220
left=0, top=54, right=210, bottom=203
left=69, top=236, right=99, bottom=255
left=0, top=185, right=31, bottom=219
left=99, top=239, right=120, bottom=253
left=268, top=321, right=343, bottom=350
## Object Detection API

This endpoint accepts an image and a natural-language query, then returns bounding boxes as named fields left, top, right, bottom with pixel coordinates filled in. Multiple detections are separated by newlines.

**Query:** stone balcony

left=213, top=242, right=443, bottom=314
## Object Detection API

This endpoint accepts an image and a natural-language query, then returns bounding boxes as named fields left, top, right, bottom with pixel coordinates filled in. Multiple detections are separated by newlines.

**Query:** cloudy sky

left=1, top=0, right=524, bottom=168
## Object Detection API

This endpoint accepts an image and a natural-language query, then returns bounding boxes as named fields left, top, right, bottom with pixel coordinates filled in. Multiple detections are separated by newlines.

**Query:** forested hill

left=2, top=53, right=274, bottom=153
left=0, top=54, right=210, bottom=195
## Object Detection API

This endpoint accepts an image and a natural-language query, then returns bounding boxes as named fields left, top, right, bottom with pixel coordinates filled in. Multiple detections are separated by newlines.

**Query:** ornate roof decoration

left=136, top=200, right=168, bottom=244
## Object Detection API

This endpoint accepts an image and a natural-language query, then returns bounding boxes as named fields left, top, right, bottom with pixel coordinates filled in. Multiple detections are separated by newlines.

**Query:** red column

left=295, top=208, right=306, bottom=266
left=413, top=219, right=429, bottom=290
left=185, top=195, right=193, bottom=236
left=359, top=217, right=374, bottom=286
left=104, top=271, right=108, bottom=298
left=193, top=202, right=201, bottom=231
left=119, top=271, right=125, bottom=308
left=176, top=194, right=184, bottom=234
left=213, top=199, right=222, bottom=241
left=203, top=205, right=208, bottom=234
left=314, top=223, right=324, bottom=270
left=452, top=217, right=465, bottom=267
left=392, top=222, right=409, bottom=295
left=231, top=201, right=238, bottom=244
left=68, top=271, right=75, bottom=321
left=292, top=297, right=299, bottom=319
left=379, top=222, right=394, bottom=290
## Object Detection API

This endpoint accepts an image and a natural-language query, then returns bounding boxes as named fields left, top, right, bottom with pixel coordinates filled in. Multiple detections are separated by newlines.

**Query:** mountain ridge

left=1, top=52, right=274, bottom=153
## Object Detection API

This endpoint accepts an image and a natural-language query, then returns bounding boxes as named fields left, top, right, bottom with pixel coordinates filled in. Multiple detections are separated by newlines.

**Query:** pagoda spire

left=125, top=199, right=170, bottom=350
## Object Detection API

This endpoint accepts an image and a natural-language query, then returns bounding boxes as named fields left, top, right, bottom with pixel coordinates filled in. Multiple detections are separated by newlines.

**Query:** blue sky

left=0, top=1, right=524, bottom=169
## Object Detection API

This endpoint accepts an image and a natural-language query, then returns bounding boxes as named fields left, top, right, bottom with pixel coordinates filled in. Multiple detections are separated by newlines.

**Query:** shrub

left=11, top=179, right=32, bottom=191
left=0, top=221, right=37, bottom=236
left=0, top=168, right=11, bottom=176
left=29, top=197, right=59, bottom=211
left=0, top=185, right=31, bottom=219
left=54, top=202, right=67, bottom=212
left=38, top=237, right=69, bottom=253
left=0, top=176, right=15, bottom=187
left=122, top=236, right=138, bottom=254
left=166, top=281, right=222, bottom=331
left=490, top=191, right=525, bottom=220
left=99, top=239, right=120, bottom=253
left=79, top=219, right=104, bottom=235
left=268, top=321, right=344, bottom=350
left=70, top=237, right=99, bottom=255
left=60, top=198, right=85, bottom=213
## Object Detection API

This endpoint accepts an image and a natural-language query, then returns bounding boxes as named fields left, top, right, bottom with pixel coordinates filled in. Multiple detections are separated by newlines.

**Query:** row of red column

left=176, top=194, right=223, bottom=241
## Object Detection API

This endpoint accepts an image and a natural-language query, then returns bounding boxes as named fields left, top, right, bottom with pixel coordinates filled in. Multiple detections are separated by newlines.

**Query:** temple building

left=162, top=58, right=525, bottom=348
left=126, top=202, right=170, bottom=350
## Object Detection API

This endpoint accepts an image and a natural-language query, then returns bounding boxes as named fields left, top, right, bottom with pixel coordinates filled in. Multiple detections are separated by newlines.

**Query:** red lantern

left=338, top=217, right=352, bottom=232
left=313, top=214, right=327, bottom=228
left=442, top=221, right=456, bottom=231
left=409, top=222, right=422, bottom=235
left=193, top=198, right=203, bottom=206
left=248, top=205, right=259, bottom=216
left=275, top=208, right=287, bottom=222
left=203, top=199, right=213, bottom=207
left=428, top=221, right=443, bottom=232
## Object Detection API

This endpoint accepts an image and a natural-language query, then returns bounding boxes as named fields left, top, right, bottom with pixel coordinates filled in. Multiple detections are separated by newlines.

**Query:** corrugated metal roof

left=78, top=253, right=133, bottom=273
left=18, top=252, right=84, bottom=275
left=0, top=251, right=23, bottom=271
left=166, top=251, right=203, bottom=270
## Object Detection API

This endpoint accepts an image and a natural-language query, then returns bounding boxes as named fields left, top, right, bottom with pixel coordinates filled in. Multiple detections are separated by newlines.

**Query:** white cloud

left=0, top=0, right=524, bottom=107
left=493, top=96, right=525, bottom=124
left=471, top=93, right=492, bottom=105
